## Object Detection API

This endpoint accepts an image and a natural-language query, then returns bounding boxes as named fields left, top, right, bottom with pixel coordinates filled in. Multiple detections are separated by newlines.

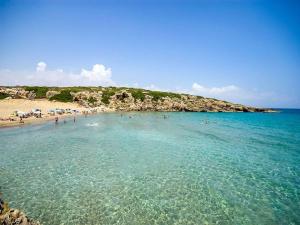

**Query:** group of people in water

left=54, top=110, right=98, bottom=124
left=55, top=116, right=76, bottom=124
left=52, top=113, right=212, bottom=126
left=51, top=113, right=213, bottom=126
left=120, top=113, right=169, bottom=119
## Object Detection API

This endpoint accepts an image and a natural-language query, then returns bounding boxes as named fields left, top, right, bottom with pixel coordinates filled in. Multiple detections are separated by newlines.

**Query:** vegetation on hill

left=0, top=92, right=10, bottom=100
left=88, top=96, right=97, bottom=104
left=50, top=90, right=73, bottom=102
left=14, top=86, right=186, bottom=103
left=147, top=90, right=181, bottom=101
left=0, top=86, right=273, bottom=112
left=24, top=86, right=49, bottom=98
left=129, top=89, right=145, bottom=102
left=101, top=89, right=116, bottom=104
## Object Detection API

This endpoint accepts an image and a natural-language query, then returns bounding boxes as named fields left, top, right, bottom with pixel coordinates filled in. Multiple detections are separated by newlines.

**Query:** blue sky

left=0, top=0, right=299, bottom=108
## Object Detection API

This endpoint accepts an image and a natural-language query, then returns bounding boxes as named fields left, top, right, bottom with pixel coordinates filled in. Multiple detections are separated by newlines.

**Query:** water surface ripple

left=0, top=111, right=300, bottom=225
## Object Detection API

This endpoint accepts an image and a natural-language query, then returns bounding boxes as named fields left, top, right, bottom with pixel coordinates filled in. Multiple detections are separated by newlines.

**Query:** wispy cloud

left=144, top=84, right=161, bottom=91
left=133, top=82, right=285, bottom=108
left=192, top=83, right=239, bottom=95
left=190, top=82, right=288, bottom=107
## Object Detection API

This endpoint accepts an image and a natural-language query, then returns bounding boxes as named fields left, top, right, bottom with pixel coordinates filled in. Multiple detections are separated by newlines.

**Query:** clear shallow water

left=0, top=110, right=300, bottom=225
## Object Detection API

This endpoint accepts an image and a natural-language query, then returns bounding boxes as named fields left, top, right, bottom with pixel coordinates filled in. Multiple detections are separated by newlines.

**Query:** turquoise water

left=0, top=110, right=300, bottom=225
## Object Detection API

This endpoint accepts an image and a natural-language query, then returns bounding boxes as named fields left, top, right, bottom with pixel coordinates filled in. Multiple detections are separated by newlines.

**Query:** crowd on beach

left=0, top=108, right=83, bottom=124
left=0, top=107, right=171, bottom=127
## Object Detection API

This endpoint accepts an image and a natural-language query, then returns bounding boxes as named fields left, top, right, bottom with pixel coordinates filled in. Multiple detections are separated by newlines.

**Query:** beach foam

left=85, top=122, right=99, bottom=127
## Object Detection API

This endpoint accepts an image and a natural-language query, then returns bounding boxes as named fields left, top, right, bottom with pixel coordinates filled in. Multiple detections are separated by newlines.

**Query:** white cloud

left=81, top=64, right=112, bottom=84
left=0, top=62, right=295, bottom=108
left=36, top=61, right=47, bottom=72
left=0, top=62, right=114, bottom=87
left=191, top=83, right=247, bottom=102
left=145, top=84, right=159, bottom=90
left=192, top=83, right=239, bottom=95
left=144, top=84, right=172, bottom=92
left=190, top=82, right=290, bottom=108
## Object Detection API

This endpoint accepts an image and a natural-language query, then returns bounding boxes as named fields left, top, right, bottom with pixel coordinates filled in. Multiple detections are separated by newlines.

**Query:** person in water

left=55, top=117, right=58, bottom=124
left=73, top=116, right=76, bottom=123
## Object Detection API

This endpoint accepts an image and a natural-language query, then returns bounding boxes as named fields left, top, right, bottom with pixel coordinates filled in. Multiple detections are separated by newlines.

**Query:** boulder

left=27, top=91, right=36, bottom=100
left=46, top=91, right=60, bottom=99
left=0, top=198, right=40, bottom=225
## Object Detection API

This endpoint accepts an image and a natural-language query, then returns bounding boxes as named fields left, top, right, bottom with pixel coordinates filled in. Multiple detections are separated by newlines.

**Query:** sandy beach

left=0, top=99, right=87, bottom=128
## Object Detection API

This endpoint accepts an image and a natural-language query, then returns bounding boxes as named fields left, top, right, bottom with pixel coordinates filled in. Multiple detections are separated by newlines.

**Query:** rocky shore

left=0, top=197, right=40, bottom=225
left=0, top=86, right=274, bottom=113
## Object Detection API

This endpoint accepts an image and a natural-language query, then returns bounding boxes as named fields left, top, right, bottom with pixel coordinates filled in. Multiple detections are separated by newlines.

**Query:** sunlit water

left=1, top=110, right=300, bottom=225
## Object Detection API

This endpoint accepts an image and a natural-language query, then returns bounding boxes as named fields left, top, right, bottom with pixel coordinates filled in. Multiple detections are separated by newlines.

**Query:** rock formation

left=0, top=86, right=275, bottom=112
left=0, top=197, right=40, bottom=225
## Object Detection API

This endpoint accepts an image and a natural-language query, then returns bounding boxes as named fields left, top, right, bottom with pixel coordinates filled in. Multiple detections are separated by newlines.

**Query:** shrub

left=147, top=91, right=181, bottom=101
left=101, top=89, right=116, bottom=104
left=130, top=90, right=145, bottom=102
left=62, top=86, right=94, bottom=93
left=50, top=90, right=73, bottom=102
left=24, top=86, right=49, bottom=98
left=88, top=97, right=97, bottom=104
left=0, top=93, right=10, bottom=100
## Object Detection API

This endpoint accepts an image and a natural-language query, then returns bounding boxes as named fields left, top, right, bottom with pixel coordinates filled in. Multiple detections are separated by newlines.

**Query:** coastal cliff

left=0, top=86, right=274, bottom=112
left=0, top=197, right=40, bottom=225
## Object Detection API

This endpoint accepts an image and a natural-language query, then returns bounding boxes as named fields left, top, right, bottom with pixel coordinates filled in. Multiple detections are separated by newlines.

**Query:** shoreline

left=0, top=98, right=278, bottom=129
left=0, top=98, right=88, bottom=129
left=0, top=110, right=279, bottom=129
left=0, top=113, right=81, bottom=129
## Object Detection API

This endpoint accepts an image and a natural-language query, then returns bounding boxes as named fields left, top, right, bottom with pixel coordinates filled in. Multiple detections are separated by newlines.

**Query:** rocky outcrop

left=0, top=197, right=40, bottom=225
left=0, top=86, right=275, bottom=112
left=0, top=87, right=33, bottom=99
left=72, top=91, right=103, bottom=107
left=105, top=90, right=273, bottom=112
left=45, top=90, right=59, bottom=99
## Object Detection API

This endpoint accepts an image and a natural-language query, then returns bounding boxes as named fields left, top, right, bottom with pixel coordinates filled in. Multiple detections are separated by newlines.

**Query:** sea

left=0, top=110, right=299, bottom=225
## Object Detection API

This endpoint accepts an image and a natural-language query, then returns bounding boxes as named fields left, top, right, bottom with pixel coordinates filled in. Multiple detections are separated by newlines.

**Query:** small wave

left=86, top=123, right=99, bottom=127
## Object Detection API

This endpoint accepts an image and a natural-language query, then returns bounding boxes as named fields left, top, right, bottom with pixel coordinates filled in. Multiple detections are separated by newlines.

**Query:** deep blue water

left=0, top=110, right=299, bottom=225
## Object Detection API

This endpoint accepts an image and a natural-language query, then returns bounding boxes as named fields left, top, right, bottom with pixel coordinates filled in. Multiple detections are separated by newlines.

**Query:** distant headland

left=0, top=86, right=275, bottom=112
